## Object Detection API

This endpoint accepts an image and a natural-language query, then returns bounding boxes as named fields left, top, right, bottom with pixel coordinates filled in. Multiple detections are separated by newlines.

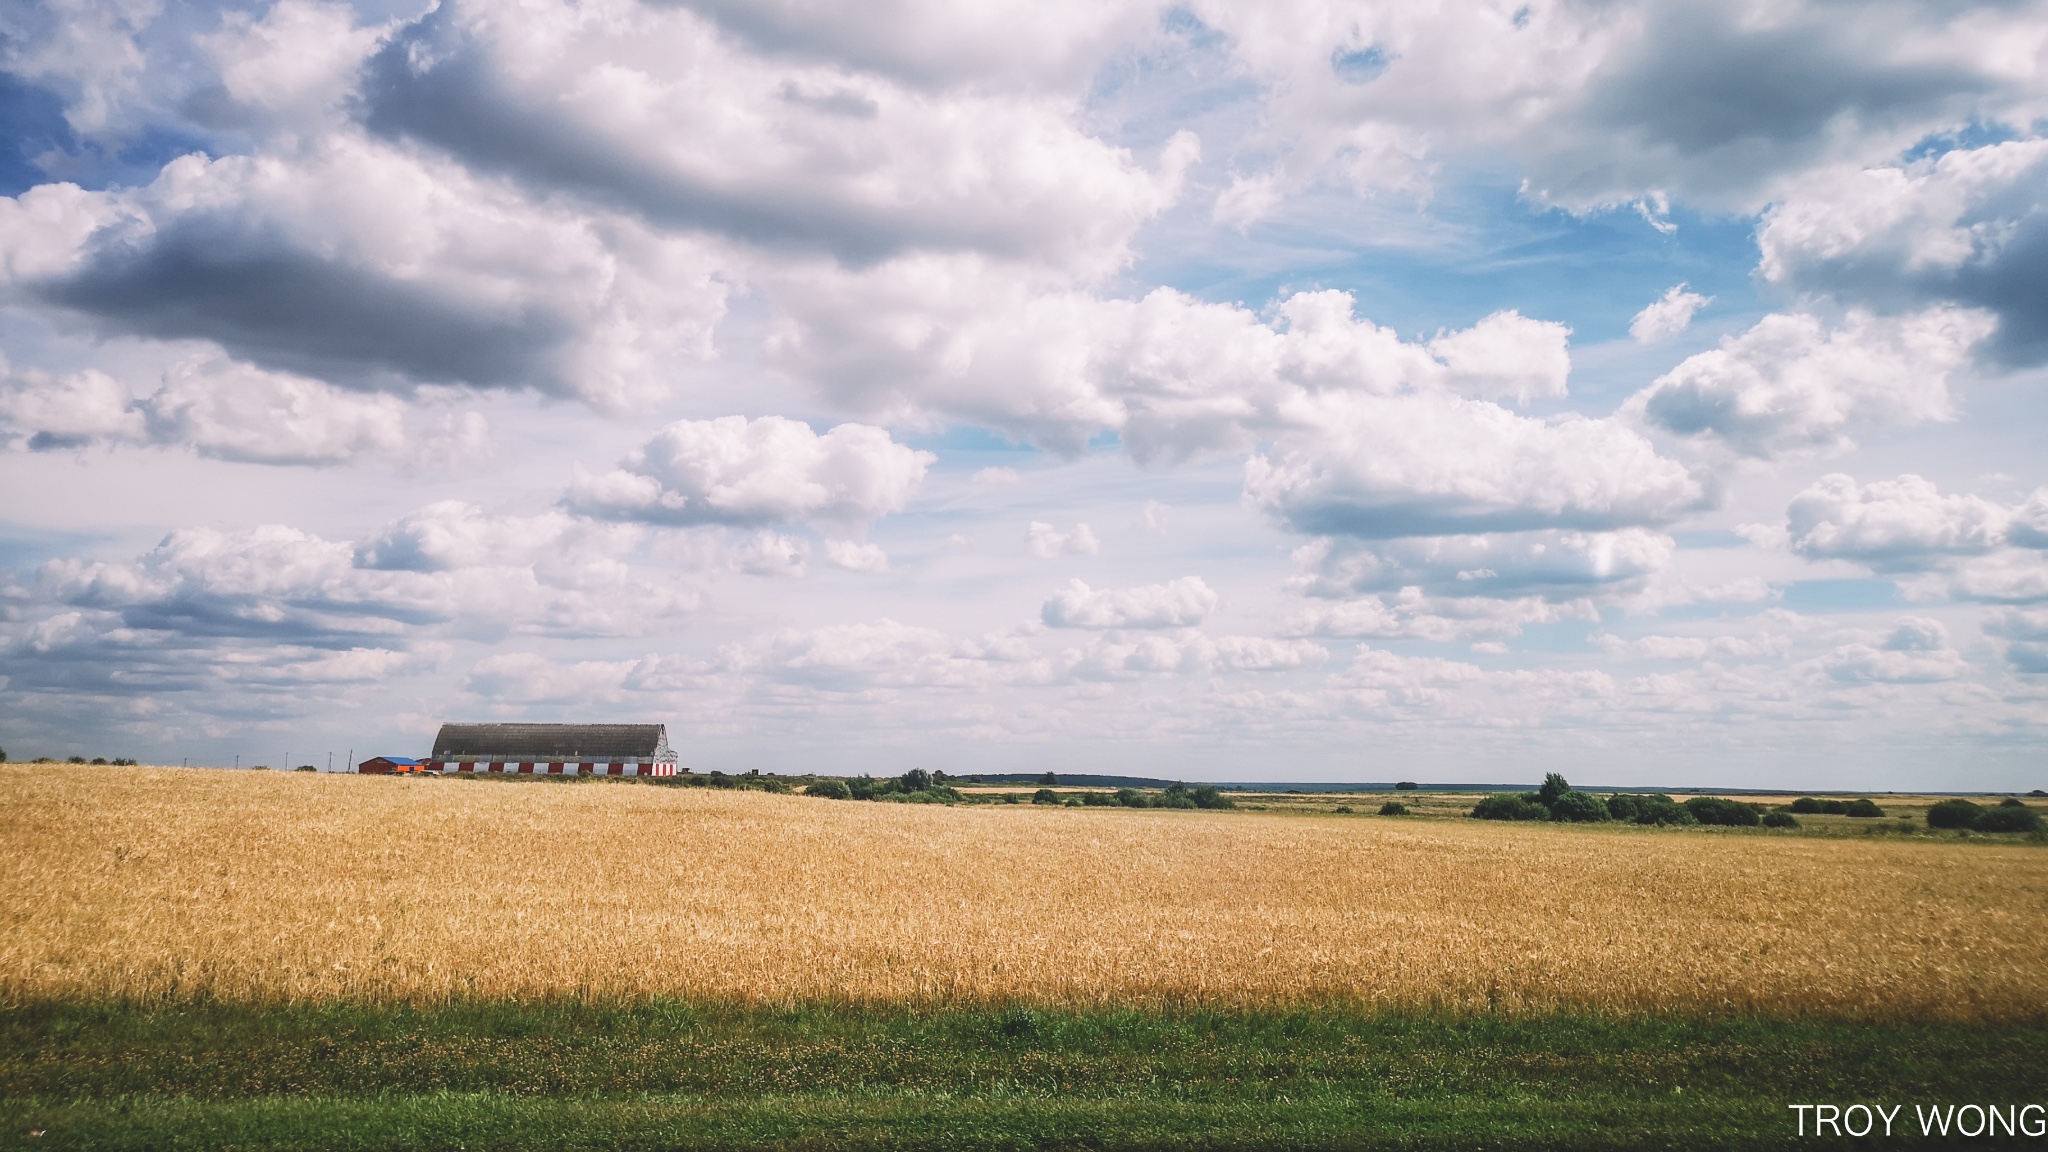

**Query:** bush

left=1537, top=773, right=1573, bottom=808
left=1333, top=805, right=1353, bottom=814
left=806, top=779, right=852, bottom=800
left=67, top=756, right=86, bottom=764
left=2002, top=797, right=2028, bottom=807
left=1762, top=811, right=1800, bottom=829
left=899, top=769, right=932, bottom=793
left=1684, top=796, right=1761, bottom=827
left=1605, top=793, right=1696, bottom=826
left=1032, top=788, right=1062, bottom=805
left=1789, top=797, right=1823, bottom=814
left=1155, top=783, right=1198, bottom=810
left=1189, top=784, right=1235, bottom=810
left=1549, top=790, right=1611, bottom=823
left=1081, top=791, right=1115, bottom=806
left=1926, top=799, right=1983, bottom=829
left=1002, top=793, right=1021, bottom=804
left=1470, top=794, right=1547, bottom=821
left=1974, top=805, right=2042, bottom=833
left=847, top=775, right=882, bottom=801
left=1395, top=781, right=1419, bottom=790
left=1842, top=798, right=1885, bottom=818
left=1113, top=788, right=1147, bottom=808
left=1378, top=801, right=1409, bottom=816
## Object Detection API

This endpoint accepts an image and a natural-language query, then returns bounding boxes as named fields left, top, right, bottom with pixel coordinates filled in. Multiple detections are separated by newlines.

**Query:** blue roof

left=367, top=756, right=422, bottom=766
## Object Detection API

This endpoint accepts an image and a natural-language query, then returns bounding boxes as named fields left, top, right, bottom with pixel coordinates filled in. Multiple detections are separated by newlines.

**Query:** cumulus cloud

left=1288, top=528, right=1675, bottom=601
left=1283, top=588, right=1590, bottom=644
left=1214, top=635, right=1328, bottom=671
left=1786, top=474, right=2013, bottom=570
left=358, top=0, right=1194, bottom=270
left=1625, top=308, right=1991, bottom=459
left=1248, top=392, right=1701, bottom=538
left=0, top=352, right=453, bottom=464
left=1759, top=140, right=2048, bottom=366
left=1629, top=284, right=1711, bottom=343
left=0, top=139, right=729, bottom=407
left=1190, top=0, right=2047, bottom=217
left=1026, top=521, right=1099, bottom=559
left=1985, top=609, right=2048, bottom=674
left=1821, top=617, right=1966, bottom=683
left=0, top=363, right=144, bottom=448
left=825, top=539, right=890, bottom=573
left=1041, top=576, right=1217, bottom=629
left=569, top=416, right=933, bottom=526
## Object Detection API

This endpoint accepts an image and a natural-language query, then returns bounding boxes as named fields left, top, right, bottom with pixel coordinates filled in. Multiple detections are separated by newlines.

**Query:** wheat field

left=3, top=765, right=2045, bottom=1020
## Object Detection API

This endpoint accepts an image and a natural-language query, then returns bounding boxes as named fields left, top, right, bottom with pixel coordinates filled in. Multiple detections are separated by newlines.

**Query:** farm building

left=357, top=757, right=427, bottom=774
left=423, top=723, right=679, bottom=777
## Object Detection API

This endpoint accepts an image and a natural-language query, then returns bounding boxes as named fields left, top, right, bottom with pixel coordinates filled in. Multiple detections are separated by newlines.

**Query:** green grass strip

left=2, top=1001, right=2042, bottom=1149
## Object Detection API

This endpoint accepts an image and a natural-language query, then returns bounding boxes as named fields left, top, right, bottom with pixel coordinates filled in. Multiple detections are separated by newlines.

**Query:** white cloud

left=570, top=416, right=933, bottom=526
left=825, top=539, right=890, bottom=573
left=1288, top=528, right=1675, bottom=600
left=1629, top=284, right=1711, bottom=343
left=1758, top=140, right=2048, bottom=365
left=1821, top=617, right=1966, bottom=683
left=1, top=137, right=730, bottom=407
left=1214, top=635, right=1328, bottom=671
left=1985, top=608, right=2048, bottom=674
left=0, top=364, right=145, bottom=447
left=1026, top=521, right=1099, bottom=559
left=734, top=531, right=810, bottom=578
left=146, top=355, right=409, bottom=465
left=465, top=652, right=635, bottom=703
left=1786, top=474, right=2013, bottom=569
left=1248, top=391, right=1701, bottom=538
left=1425, top=310, right=1571, bottom=405
left=1041, top=576, right=1217, bottom=629
left=1186, top=1, right=2048, bottom=218
left=1625, top=308, right=1992, bottom=459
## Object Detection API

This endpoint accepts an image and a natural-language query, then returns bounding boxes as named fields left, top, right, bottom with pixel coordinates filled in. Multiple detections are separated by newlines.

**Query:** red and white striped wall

left=422, top=761, right=677, bottom=776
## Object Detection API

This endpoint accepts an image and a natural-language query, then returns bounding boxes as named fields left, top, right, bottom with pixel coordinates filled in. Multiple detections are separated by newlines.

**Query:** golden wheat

left=2, top=765, right=2043, bottom=1019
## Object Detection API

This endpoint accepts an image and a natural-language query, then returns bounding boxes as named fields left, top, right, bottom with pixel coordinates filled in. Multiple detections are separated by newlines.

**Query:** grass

left=4, top=1000, right=2045, bottom=1149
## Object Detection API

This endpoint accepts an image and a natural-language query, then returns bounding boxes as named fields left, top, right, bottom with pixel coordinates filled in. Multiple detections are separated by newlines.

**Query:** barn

left=423, top=723, right=679, bottom=777
left=357, top=756, right=427, bottom=775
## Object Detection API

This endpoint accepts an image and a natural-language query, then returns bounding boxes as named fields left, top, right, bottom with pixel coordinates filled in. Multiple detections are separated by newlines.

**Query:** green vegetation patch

left=3, top=1001, right=2045, bottom=1149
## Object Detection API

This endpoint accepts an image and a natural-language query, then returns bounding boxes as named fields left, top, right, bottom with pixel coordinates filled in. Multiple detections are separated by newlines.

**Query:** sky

left=3, top=0, right=2048, bottom=789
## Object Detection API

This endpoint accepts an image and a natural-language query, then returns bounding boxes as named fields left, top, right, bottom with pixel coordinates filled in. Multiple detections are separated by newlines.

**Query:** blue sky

left=3, top=0, right=2047, bottom=788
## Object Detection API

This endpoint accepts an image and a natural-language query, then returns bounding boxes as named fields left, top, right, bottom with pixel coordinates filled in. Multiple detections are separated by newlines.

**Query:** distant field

left=3, top=764, right=2045, bottom=1019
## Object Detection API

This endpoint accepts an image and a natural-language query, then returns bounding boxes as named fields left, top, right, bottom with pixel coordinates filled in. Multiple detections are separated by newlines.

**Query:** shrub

left=1155, top=783, right=1198, bottom=810
left=1605, top=794, right=1695, bottom=826
left=1081, top=791, right=1115, bottom=807
left=1684, top=796, right=1761, bottom=827
left=1189, top=784, right=1235, bottom=810
left=1842, top=798, right=1885, bottom=818
left=1973, top=805, right=2042, bottom=833
left=847, top=775, right=882, bottom=801
left=1762, top=811, right=1800, bottom=829
left=1789, top=797, right=1822, bottom=814
left=1538, top=773, right=1573, bottom=808
left=1470, top=794, right=1547, bottom=821
left=1927, top=799, right=1983, bottom=829
left=899, top=769, right=932, bottom=793
left=1378, top=801, right=1408, bottom=816
left=1549, top=790, right=1611, bottom=823
left=1395, top=781, right=1419, bottom=791
left=806, top=779, right=852, bottom=800
left=67, top=756, right=86, bottom=764
left=1002, top=793, right=1021, bottom=804
left=1032, top=788, right=1061, bottom=806
left=1113, top=788, right=1147, bottom=808
left=2001, top=797, right=2027, bottom=807
left=1333, top=805, right=1353, bottom=814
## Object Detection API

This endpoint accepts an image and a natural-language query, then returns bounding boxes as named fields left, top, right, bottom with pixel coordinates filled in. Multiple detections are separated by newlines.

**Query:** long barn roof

left=432, top=723, right=667, bottom=759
